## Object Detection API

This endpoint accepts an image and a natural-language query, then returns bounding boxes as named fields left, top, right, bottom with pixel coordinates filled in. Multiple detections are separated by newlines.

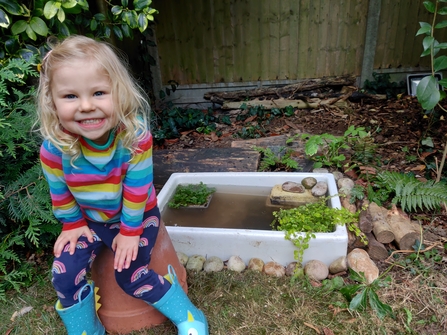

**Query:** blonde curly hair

left=36, top=35, right=150, bottom=161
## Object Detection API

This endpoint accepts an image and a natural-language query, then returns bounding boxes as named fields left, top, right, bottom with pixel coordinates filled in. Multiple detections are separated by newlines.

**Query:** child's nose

left=79, top=97, right=95, bottom=112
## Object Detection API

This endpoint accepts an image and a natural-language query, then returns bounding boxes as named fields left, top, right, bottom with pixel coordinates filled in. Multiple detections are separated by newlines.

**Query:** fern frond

left=377, top=171, right=447, bottom=212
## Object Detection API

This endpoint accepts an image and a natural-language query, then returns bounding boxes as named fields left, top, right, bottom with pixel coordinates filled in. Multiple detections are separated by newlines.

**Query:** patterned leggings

left=51, top=206, right=170, bottom=307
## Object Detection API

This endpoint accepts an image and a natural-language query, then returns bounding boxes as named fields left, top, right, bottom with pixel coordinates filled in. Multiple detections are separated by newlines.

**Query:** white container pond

left=157, top=172, right=347, bottom=266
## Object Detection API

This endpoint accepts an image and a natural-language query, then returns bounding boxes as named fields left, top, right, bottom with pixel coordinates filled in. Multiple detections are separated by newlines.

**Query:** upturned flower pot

left=91, top=221, right=187, bottom=333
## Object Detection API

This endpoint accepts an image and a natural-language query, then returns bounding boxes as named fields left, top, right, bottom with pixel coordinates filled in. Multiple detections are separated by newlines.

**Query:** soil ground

left=154, top=95, right=447, bottom=240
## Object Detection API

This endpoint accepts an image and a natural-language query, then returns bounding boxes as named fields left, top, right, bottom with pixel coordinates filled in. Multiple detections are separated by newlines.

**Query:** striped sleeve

left=119, top=132, right=156, bottom=236
left=40, top=140, right=88, bottom=230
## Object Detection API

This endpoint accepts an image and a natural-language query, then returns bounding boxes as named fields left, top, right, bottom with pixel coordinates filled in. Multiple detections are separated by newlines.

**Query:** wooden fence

left=150, top=0, right=445, bottom=105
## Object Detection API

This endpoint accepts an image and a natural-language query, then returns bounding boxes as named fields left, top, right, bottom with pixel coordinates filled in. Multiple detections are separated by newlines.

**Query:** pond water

left=163, top=185, right=279, bottom=230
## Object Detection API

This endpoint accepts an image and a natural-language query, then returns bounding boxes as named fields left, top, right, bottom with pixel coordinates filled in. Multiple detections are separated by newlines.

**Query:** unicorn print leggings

left=51, top=206, right=171, bottom=308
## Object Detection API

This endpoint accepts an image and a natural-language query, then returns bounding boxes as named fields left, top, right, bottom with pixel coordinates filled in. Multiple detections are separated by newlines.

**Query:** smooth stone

left=332, top=171, right=344, bottom=181
left=176, top=251, right=189, bottom=266
left=337, top=177, right=355, bottom=195
left=203, top=256, right=224, bottom=272
left=347, top=248, right=379, bottom=284
left=329, top=256, right=348, bottom=274
left=247, top=258, right=265, bottom=272
left=304, top=260, right=329, bottom=281
left=186, top=254, right=205, bottom=271
left=263, top=261, right=286, bottom=277
left=311, top=181, right=328, bottom=197
left=282, top=181, right=305, bottom=193
left=227, top=255, right=246, bottom=272
left=301, top=177, right=317, bottom=189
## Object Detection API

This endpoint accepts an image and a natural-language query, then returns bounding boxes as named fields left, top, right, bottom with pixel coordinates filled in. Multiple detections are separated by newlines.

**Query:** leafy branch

left=416, top=0, right=447, bottom=182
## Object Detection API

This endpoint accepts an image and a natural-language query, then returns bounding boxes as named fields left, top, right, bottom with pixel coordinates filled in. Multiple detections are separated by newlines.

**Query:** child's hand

left=112, top=233, right=140, bottom=272
left=54, top=226, right=94, bottom=258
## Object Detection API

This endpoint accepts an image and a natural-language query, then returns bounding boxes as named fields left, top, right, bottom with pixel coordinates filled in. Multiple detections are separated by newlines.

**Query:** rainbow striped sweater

left=40, top=130, right=157, bottom=236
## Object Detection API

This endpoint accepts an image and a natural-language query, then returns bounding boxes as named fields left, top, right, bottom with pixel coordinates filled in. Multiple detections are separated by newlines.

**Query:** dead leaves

left=303, top=322, right=336, bottom=335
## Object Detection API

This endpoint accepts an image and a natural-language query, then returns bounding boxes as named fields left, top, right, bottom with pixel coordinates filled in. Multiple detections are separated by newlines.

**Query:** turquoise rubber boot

left=152, top=265, right=209, bottom=335
left=55, top=281, right=105, bottom=335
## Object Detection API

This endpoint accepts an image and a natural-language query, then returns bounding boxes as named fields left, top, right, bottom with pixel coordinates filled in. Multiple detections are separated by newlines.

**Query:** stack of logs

left=346, top=201, right=422, bottom=261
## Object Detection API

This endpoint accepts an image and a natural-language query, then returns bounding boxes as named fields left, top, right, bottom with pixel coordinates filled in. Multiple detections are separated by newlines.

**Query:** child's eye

left=65, top=94, right=76, bottom=99
left=94, top=91, right=104, bottom=96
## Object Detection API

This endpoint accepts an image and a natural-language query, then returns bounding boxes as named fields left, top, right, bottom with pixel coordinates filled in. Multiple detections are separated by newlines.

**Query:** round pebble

left=203, top=256, right=224, bottom=272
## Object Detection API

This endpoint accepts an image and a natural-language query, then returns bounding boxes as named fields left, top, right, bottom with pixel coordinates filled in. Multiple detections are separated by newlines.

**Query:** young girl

left=37, top=35, right=208, bottom=335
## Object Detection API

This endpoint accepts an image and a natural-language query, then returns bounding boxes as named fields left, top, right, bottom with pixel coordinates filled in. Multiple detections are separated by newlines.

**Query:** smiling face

left=51, top=60, right=117, bottom=145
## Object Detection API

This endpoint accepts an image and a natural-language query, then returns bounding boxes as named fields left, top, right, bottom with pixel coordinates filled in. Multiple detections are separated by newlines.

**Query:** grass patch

left=2, top=255, right=446, bottom=335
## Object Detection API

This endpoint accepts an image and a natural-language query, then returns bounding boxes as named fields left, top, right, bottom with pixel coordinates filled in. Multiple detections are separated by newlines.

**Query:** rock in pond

left=311, top=181, right=328, bottom=197
left=282, top=181, right=305, bottom=193
left=301, top=177, right=317, bottom=189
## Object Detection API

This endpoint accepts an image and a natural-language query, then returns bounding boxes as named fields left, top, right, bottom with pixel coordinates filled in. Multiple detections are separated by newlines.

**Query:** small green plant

left=254, top=146, right=300, bottom=172
left=374, top=171, right=447, bottom=212
left=416, top=0, right=447, bottom=182
left=363, top=72, right=406, bottom=99
left=152, top=107, right=218, bottom=142
left=340, top=268, right=394, bottom=320
left=271, top=198, right=360, bottom=264
left=168, top=182, right=216, bottom=208
left=300, top=125, right=373, bottom=169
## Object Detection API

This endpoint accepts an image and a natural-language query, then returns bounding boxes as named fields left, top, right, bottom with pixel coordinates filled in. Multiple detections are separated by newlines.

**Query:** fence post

left=360, top=0, right=381, bottom=87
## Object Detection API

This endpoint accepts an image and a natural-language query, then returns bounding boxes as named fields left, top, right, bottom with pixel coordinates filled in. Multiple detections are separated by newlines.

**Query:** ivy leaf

left=434, top=55, right=447, bottom=71
left=134, top=0, right=152, bottom=11
left=29, top=17, right=48, bottom=36
left=4, top=37, right=20, bottom=54
left=57, top=8, right=65, bottom=22
left=111, top=5, right=122, bottom=15
left=368, top=289, right=394, bottom=319
left=113, top=25, right=123, bottom=40
left=435, top=20, right=447, bottom=28
left=90, top=18, right=97, bottom=31
left=138, top=12, right=148, bottom=32
left=94, top=13, right=106, bottom=21
left=438, top=78, right=447, bottom=88
left=439, top=6, right=447, bottom=15
left=61, top=0, right=77, bottom=8
left=26, top=25, right=37, bottom=40
left=0, top=8, right=10, bottom=28
left=416, top=75, right=440, bottom=110
left=423, top=1, right=436, bottom=13
left=43, top=1, right=60, bottom=19
left=421, top=137, right=434, bottom=147
left=422, top=36, right=435, bottom=51
left=11, top=20, right=28, bottom=35
left=121, top=24, right=132, bottom=38
left=0, top=0, right=24, bottom=15
left=417, top=21, right=431, bottom=35
left=58, top=21, right=70, bottom=36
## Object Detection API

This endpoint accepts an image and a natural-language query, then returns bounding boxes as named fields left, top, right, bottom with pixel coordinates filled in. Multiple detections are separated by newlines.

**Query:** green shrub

left=0, top=57, right=59, bottom=300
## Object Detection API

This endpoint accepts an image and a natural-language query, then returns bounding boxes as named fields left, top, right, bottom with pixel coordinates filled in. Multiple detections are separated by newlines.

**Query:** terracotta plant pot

left=91, top=221, right=188, bottom=334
